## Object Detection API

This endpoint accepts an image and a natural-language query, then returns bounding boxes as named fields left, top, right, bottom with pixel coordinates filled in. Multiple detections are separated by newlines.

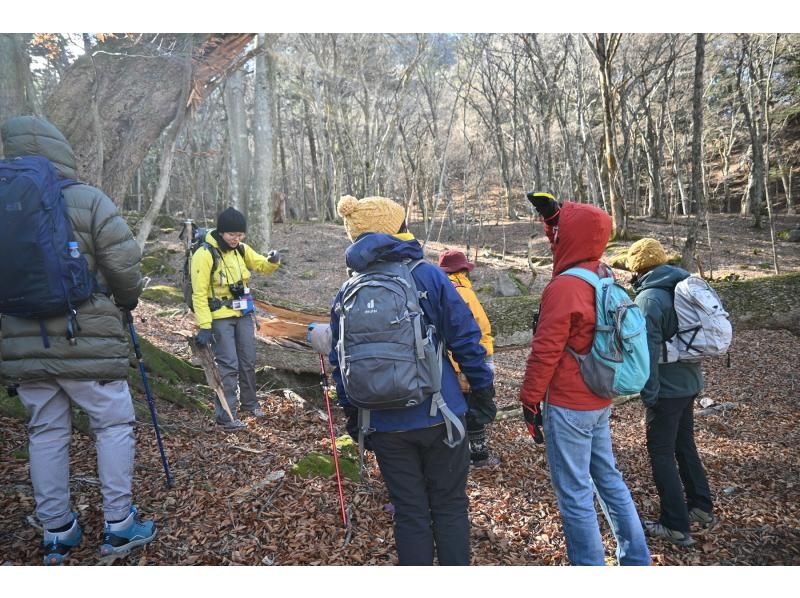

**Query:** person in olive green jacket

left=628, top=238, right=716, bottom=548
left=0, top=115, right=154, bottom=564
left=191, top=207, right=280, bottom=429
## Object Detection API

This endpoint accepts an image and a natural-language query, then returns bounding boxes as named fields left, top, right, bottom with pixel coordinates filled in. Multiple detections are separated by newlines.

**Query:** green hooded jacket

left=0, top=116, right=142, bottom=383
left=632, top=264, right=704, bottom=405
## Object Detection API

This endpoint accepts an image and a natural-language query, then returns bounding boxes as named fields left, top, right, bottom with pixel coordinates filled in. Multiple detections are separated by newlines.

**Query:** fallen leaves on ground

left=1, top=329, right=798, bottom=565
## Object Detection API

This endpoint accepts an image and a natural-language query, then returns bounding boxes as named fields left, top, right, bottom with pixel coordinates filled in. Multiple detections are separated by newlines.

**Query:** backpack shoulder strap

left=560, top=266, right=601, bottom=288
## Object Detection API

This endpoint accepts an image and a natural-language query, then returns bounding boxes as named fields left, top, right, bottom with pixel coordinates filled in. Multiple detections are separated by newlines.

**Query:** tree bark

left=44, top=34, right=252, bottom=206
left=248, top=34, right=276, bottom=253
left=584, top=33, right=626, bottom=238
left=0, top=34, right=39, bottom=154
left=135, top=39, right=194, bottom=251
left=223, top=69, right=250, bottom=212
left=681, top=34, right=706, bottom=272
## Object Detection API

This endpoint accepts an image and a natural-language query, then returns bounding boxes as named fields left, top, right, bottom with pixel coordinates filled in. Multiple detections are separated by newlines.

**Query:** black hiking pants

left=646, top=394, right=713, bottom=532
left=370, top=419, right=470, bottom=566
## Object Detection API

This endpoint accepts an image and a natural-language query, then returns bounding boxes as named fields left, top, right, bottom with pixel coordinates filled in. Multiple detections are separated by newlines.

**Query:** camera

left=228, top=280, right=245, bottom=298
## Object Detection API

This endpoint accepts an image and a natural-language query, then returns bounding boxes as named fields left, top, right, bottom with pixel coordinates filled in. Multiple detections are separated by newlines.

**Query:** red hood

left=551, top=202, right=612, bottom=274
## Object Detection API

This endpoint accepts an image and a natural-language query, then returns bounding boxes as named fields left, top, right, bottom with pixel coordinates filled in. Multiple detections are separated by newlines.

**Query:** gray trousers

left=17, top=379, right=136, bottom=529
left=210, top=314, right=259, bottom=421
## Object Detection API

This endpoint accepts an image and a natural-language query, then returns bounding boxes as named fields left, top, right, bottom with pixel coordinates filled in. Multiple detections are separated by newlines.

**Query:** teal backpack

left=561, top=264, right=650, bottom=398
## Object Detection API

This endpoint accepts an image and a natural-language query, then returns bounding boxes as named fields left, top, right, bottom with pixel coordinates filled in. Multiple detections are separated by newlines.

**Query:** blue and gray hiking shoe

left=43, top=512, right=82, bottom=565
left=99, top=506, right=156, bottom=557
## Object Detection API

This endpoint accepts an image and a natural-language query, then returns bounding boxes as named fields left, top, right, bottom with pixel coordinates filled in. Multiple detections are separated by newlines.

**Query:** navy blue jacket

left=329, top=233, right=493, bottom=433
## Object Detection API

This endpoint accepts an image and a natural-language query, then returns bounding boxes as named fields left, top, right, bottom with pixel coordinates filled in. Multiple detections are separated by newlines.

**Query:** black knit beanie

left=216, top=207, right=247, bottom=233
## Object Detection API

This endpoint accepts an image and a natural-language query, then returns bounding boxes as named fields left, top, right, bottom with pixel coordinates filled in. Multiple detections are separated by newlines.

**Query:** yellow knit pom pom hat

left=337, top=195, right=407, bottom=241
left=627, top=237, right=668, bottom=273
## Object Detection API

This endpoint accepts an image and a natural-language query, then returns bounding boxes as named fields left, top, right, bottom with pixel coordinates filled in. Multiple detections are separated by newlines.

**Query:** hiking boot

left=43, top=512, right=82, bottom=565
left=688, top=507, right=719, bottom=526
left=99, top=506, right=156, bottom=558
left=217, top=418, right=246, bottom=430
left=643, top=520, right=695, bottom=547
left=471, top=455, right=502, bottom=468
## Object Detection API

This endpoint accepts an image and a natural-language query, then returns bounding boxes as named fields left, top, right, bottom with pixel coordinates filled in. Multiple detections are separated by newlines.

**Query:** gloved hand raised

left=267, top=250, right=281, bottom=264
left=526, top=191, right=560, bottom=224
left=523, top=403, right=544, bottom=444
left=195, top=328, right=214, bottom=347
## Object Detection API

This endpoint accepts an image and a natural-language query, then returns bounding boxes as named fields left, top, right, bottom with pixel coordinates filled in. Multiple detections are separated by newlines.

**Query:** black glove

left=526, top=191, right=560, bottom=224
left=195, top=328, right=214, bottom=346
left=523, top=403, right=544, bottom=444
left=267, top=250, right=281, bottom=264
left=468, top=384, right=498, bottom=427
left=116, top=299, right=138, bottom=312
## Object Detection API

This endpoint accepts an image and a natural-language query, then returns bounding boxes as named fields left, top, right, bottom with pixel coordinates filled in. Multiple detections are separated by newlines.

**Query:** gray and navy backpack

left=334, top=259, right=465, bottom=455
left=0, top=156, right=95, bottom=346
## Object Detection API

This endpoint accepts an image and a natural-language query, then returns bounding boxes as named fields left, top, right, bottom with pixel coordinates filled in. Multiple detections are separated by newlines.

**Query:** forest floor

left=1, top=211, right=799, bottom=566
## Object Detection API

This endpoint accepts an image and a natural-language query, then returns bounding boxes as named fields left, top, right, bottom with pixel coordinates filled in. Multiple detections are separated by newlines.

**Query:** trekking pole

left=124, top=309, right=174, bottom=488
left=319, top=353, right=348, bottom=529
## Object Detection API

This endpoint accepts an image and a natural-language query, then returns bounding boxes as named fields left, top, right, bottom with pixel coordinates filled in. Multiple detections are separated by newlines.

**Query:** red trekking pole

left=318, top=353, right=349, bottom=528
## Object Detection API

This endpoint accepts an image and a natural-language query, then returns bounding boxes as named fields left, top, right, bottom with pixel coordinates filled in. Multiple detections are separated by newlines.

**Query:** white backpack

left=661, top=276, right=732, bottom=363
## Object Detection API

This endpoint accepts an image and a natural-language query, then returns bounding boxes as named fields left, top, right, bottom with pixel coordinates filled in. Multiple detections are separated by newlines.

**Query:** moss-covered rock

left=481, top=272, right=800, bottom=343
left=291, top=451, right=360, bottom=482
left=141, top=255, right=176, bottom=276
left=141, top=285, right=184, bottom=306
left=138, top=337, right=205, bottom=384
left=714, top=272, right=800, bottom=334
left=482, top=295, right=540, bottom=346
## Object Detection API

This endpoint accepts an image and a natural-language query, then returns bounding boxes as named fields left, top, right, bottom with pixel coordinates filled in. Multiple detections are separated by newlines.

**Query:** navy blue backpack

left=0, top=156, right=96, bottom=344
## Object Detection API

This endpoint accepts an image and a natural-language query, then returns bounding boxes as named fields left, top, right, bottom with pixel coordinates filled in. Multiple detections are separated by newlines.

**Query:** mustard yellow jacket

left=191, top=231, right=279, bottom=329
left=447, top=272, right=494, bottom=382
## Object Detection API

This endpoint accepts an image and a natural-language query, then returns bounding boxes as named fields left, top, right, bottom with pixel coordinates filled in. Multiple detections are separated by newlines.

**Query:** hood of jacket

left=632, top=264, right=690, bottom=294
left=551, top=202, right=612, bottom=275
left=1, top=115, right=78, bottom=179
left=344, top=232, right=423, bottom=271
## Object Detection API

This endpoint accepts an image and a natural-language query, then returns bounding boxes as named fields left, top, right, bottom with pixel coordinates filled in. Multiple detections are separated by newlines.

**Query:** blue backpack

left=561, top=264, right=650, bottom=398
left=0, top=156, right=96, bottom=344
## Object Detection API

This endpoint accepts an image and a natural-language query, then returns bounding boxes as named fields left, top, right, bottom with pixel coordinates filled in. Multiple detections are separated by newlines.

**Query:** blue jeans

left=544, top=403, right=650, bottom=566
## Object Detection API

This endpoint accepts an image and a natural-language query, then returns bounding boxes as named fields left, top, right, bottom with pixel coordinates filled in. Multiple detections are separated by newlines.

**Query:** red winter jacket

left=519, top=202, right=613, bottom=411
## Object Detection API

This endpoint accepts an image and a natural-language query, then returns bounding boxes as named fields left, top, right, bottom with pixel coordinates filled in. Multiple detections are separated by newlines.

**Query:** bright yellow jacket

left=191, top=231, right=279, bottom=329
left=447, top=272, right=493, bottom=385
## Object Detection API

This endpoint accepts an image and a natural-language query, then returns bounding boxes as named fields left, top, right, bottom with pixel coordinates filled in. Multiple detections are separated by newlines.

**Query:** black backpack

left=0, top=156, right=96, bottom=344
left=179, top=222, right=243, bottom=312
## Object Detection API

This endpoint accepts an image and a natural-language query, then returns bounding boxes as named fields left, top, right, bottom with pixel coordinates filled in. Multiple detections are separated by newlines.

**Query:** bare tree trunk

left=735, top=36, right=765, bottom=228
left=276, top=101, right=291, bottom=219
left=776, top=150, right=794, bottom=214
left=248, top=34, right=276, bottom=253
left=584, top=33, right=626, bottom=238
left=763, top=34, right=780, bottom=274
left=135, top=39, right=194, bottom=251
left=0, top=34, right=39, bottom=154
left=223, top=69, right=249, bottom=211
left=681, top=34, right=705, bottom=272
left=301, top=76, right=321, bottom=219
